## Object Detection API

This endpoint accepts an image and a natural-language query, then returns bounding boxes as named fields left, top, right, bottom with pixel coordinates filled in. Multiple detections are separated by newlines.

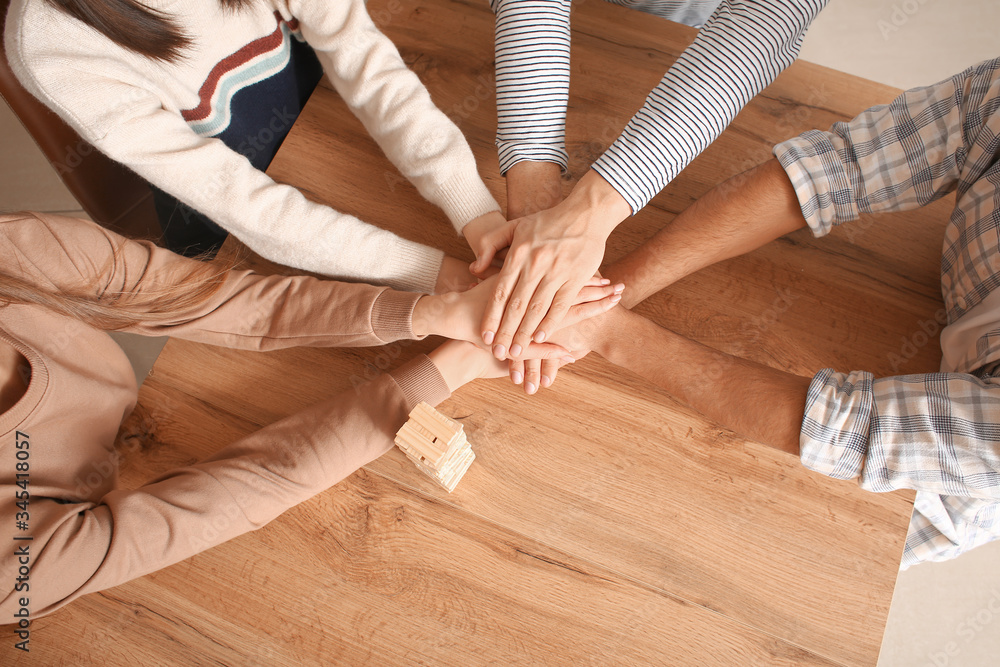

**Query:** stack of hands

left=425, top=162, right=632, bottom=395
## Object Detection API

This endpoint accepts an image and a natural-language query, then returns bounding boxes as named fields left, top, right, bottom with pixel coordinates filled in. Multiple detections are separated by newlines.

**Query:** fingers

left=575, top=282, right=623, bottom=305
left=530, top=284, right=579, bottom=346
left=480, top=265, right=517, bottom=348
left=509, top=352, right=575, bottom=395
left=496, top=278, right=560, bottom=360
left=470, top=223, right=515, bottom=277
left=519, top=342, right=573, bottom=360
left=509, top=358, right=525, bottom=387
left=523, top=359, right=541, bottom=395
left=562, top=285, right=624, bottom=328
left=584, top=276, right=612, bottom=288
left=539, top=358, right=561, bottom=390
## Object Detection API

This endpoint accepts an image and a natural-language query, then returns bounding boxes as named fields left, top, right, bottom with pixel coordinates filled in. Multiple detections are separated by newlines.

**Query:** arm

left=799, top=368, right=1000, bottom=500
left=593, top=0, right=827, bottom=212
left=580, top=307, right=809, bottom=454
left=565, top=307, right=1000, bottom=500
left=604, top=158, right=806, bottom=308
left=0, top=213, right=619, bottom=356
left=1, top=212, right=426, bottom=349
left=0, top=342, right=505, bottom=618
left=491, top=0, right=570, bottom=219
left=477, top=0, right=827, bottom=358
left=291, top=0, right=500, bottom=234
left=4, top=0, right=493, bottom=293
left=491, top=0, right=571, bottom=178
left=608, top=55, right=1000, bottom=307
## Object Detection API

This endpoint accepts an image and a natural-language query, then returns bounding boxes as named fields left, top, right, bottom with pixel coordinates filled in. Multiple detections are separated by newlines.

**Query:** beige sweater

left=4, top=0, right=500, bottom=292
left=0, top=212, right=451, bottom=618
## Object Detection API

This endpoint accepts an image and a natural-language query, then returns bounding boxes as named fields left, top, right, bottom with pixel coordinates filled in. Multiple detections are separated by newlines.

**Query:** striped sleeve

left=593, top=0, right=827, bottom=213
left=492, top=0, right=573, bottom=174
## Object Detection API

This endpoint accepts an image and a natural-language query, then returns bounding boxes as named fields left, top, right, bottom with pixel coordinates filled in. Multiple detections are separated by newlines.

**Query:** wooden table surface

left=6, top=0, right=954, bottom=664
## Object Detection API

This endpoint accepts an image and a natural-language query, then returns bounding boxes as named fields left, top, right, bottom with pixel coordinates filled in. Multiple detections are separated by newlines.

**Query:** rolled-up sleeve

left=800, top=369, right=1000, bottom=501
left=774, top=56, right=1000, bottom=237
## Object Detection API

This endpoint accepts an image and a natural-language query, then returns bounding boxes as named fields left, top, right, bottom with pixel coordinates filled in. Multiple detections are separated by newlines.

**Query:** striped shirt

left=491, top=0, right=827, bottom=213
left=775, top=57, right=1000, bottom=568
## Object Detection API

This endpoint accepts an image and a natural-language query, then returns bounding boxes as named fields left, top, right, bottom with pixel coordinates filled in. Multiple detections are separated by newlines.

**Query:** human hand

left=480, top=170, right=631, bottom=362
left=541, top=299, right=625, bottom=363
left=507, top=280, right=624, bottom=395
left=509, top=280, right=625, bottom=396
left=463, top=210, right=514, bottom=278
left=435, top=256, right=481, bottom=294
left=414, top=274, right=621, bottom=353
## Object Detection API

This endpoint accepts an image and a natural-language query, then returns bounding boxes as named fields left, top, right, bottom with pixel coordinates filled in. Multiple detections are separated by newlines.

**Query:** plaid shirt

left=774, top=57, right=1000, bottom=568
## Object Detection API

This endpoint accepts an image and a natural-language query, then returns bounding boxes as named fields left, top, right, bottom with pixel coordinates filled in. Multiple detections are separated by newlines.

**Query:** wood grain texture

left=0, top=0, right=935, bottom=664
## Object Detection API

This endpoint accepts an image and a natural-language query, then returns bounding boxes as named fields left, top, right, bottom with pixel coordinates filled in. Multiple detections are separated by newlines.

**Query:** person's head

left=48, top=0, right=252, bottom=62
left=0, top=235, right=235, bottom=330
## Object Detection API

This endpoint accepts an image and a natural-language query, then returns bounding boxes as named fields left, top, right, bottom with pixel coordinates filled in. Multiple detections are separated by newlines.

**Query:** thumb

left=470, top=223, right=515, bottom=276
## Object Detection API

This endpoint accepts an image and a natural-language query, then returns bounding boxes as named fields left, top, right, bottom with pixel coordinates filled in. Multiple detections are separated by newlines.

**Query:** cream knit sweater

left=4, top=0, right=500, bottom=292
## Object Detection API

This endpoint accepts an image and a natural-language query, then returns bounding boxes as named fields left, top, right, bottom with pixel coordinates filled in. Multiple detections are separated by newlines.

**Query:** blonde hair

left=0, top=245, right=238, bottom=331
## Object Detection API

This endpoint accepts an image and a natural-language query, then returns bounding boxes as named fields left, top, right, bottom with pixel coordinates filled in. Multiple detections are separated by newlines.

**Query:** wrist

left=506, top=161, right=563, bottom=217
left=411, top=295, right=434, bottom=338
left=560, top=169, right=631, bottom=238
left=593, top=307, right=634, bottom=361
left=427, top=341, right=483, bottom=392
left=412, top=291, right=474, bottom=343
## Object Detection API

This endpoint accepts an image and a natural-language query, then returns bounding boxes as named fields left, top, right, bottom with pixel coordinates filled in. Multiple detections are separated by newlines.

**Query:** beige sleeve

left=0, top=355, right=450, bottom=618
left=0, top=212, right=427, bottom=348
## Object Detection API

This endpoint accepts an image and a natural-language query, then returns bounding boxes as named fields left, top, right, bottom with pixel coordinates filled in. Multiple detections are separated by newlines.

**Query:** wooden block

left=395, top=403, right=475, bottom=493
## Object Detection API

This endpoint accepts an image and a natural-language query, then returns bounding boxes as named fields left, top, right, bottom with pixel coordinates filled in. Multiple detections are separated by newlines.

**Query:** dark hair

left=48, top=0, right=251, bottom=62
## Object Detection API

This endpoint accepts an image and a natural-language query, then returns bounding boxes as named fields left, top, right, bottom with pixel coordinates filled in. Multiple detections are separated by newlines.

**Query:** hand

left=435, top=256, right=480, bottom=294
left=463, top=210, right=514, bottom=278
left=505, top=160, right=563, bottom=220
left=507, top=281, right=624, bottom=395
left=414, top=274, right=622, bottom=356
left=481, top=170, right=631, bottom=361
left=543, top=300, right=626, bottom=362
left=507, top=357, right=571, bottom=396
left=427, top=340, right=508, bottom=393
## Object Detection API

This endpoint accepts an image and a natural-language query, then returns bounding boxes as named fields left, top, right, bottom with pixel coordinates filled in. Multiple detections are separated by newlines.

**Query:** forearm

left=604, top=159, right=806, bottom=308
left=493, top=0, right=572, bottom=174
left=598, top=309, right=809, bottom=454
left=7, top=354, right=451, bottom=618
left=101, top=120, right=444, bottom=292
left=302, top=0, right=499, bottom=230
left=801, top=369, right=1000, bottom=499
left=592, top=0, right=827, bottom=213
left=4, top=212, right=426, bottom=349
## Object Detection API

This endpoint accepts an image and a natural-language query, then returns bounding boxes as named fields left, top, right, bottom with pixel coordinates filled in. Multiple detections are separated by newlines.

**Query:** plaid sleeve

left=774, top=57, right=1000, bottom=237
left=800, top=369, right=1000, bottom=500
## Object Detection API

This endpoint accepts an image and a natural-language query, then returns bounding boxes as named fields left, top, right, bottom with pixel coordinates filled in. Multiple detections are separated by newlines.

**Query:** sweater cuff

left=432, top=170, right=501, bottom=233
left=390, top=240, right=445, bottom=293
left=371, top=289, right=422, bottom=342
left=390, top=354, right=452, bottom=411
